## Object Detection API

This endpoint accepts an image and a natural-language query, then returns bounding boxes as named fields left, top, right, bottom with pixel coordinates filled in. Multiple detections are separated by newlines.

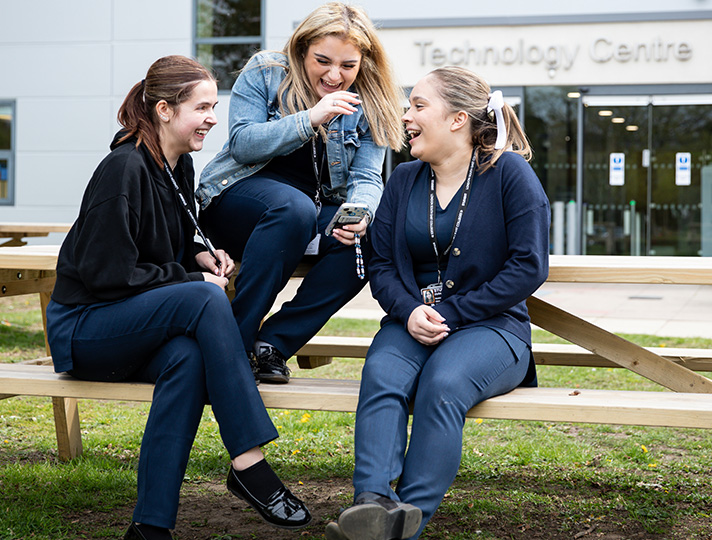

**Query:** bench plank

left=2, top=365, right=712, bottom=429
left=295, top=336, right=712, bottom=372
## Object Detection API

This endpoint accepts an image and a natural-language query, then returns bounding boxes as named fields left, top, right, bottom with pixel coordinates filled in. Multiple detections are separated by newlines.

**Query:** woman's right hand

left=407, top=305, right=450, bottom=346
left=309, top=91, right=361, bottom=127
left=202, top=272, right=229, bottom=289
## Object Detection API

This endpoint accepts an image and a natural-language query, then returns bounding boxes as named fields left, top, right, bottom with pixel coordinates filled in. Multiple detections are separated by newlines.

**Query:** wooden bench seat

left=2, top=362, right=712, bottom=429
left=296, top=336, right=712, bottom=372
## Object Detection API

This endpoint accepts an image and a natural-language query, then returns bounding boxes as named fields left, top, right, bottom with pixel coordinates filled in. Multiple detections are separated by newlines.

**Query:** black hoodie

left=51, top=132, right=207, bottom=305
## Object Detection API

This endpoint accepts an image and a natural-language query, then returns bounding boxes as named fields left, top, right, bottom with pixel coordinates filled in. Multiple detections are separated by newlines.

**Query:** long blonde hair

left=278, top=2, right=404, bottom=150
left=428, top=66, right=531, bottom=173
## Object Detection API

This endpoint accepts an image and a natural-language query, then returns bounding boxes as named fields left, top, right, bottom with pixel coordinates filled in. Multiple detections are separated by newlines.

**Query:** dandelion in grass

left=475, top=418, right=483, bottom=424
left=641, top=445, right=648, bottom=453
left=300, top=413, right=311, bottom=423
left=292, top=449, right=300, bottom=455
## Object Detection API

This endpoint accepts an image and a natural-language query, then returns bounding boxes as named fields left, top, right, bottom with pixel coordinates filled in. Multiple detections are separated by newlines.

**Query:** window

left=0, top=101, right=14, bottom=205
left=195, top=0, right=263, bottom=91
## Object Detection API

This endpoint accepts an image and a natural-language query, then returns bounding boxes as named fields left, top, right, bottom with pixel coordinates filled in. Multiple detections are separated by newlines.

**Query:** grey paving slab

left=273, top=280, right=712, bottom=339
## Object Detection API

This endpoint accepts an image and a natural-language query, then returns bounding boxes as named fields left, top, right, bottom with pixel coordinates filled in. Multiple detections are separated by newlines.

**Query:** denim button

left=445, top=280, right=454, bottom=288
left=452, top=248, right=461, bottom=256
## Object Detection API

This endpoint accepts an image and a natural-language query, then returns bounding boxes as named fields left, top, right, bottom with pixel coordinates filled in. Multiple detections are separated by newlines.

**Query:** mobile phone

left=325, top=203, right=369, bottom=236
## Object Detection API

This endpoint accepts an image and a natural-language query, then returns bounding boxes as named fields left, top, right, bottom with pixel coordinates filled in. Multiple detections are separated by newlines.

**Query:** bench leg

left=52, top=397, right=83, bottom=460
left=296, top=355, right=333, bottom=369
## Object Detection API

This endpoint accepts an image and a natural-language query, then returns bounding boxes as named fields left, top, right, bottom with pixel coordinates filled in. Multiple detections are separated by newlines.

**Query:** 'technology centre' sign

left=379, top=19, right=710, bottom=87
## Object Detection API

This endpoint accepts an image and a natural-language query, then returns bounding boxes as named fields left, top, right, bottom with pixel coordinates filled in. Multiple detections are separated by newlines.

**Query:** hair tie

left=487, top=90, right=506, bottom=150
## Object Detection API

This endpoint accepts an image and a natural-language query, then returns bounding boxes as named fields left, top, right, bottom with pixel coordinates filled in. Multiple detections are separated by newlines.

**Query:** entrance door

left=582, top=95, right=712, bottom=256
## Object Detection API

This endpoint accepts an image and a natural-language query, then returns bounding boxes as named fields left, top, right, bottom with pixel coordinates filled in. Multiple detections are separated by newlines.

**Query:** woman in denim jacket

left=196, top=2, right=404, bottom=383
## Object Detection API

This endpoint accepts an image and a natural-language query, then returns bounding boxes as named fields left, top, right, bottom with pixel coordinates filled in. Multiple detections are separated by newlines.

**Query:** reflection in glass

left=0, top=105, right=11, bottom=150
left=196, top=0, right=260, bottom=38
left=197, top=42, right=261, bottom=91
left=0, top=158, right=7, bottom=200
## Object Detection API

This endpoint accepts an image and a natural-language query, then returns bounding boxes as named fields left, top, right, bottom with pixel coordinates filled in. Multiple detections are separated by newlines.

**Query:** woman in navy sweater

left=327, top=67, right=550, bottom=540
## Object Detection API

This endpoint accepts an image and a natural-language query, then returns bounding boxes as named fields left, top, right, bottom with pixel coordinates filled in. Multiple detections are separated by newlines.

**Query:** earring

left=160, top=115, right=168, bottom=121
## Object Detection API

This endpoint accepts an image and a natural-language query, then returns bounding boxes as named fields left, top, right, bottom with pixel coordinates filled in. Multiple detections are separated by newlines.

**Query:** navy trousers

left=200, top=175, right=370, bottom=357
left=353, top=322, right=532, bottom=539
left=50, top=282, right=278, bottom=529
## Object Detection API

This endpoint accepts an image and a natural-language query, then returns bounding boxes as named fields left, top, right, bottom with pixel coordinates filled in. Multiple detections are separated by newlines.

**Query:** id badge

left=420, top=282, right=443, bottom=305
left=304, top=234, right=321, bottom=256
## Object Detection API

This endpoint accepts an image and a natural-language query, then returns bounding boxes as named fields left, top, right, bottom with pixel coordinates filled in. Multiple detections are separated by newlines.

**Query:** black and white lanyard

left=311, top=137, right=325, bottom=215
left=163, top=160, right=221, bottom=267
left=427, top=151, right=477, bottom=284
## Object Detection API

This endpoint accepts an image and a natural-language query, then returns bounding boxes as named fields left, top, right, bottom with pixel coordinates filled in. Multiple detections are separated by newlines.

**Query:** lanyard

left=311, top=137, right=325, bottom=215
left=427, top=151, right=476, bottom=283
left=163, top=160, right=220, bottom=267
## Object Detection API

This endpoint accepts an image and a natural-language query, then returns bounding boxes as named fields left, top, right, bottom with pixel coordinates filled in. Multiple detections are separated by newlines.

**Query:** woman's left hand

left=330, top=216, right=368, bottom=246
left=195, top=249, right=236, bottom=278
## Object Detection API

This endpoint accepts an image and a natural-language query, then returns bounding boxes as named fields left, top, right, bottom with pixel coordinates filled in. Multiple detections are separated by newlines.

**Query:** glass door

left=582, top=95, right=712, bottom=256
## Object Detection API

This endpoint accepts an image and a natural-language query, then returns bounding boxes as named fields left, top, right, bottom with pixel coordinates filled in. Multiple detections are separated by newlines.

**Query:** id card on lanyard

left=420, top=151, right=476, bottom=305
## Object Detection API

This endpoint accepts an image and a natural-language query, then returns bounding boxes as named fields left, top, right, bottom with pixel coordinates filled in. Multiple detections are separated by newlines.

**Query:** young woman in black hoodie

left=46, top=55, right=310, bottom=540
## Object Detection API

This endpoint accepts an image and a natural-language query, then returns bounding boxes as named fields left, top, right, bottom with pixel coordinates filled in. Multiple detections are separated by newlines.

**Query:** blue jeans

left=353, top=322, right=532, bottom=539
left=49, top=282, right=278, bottom=529
left=200, top=175, right=370, bottom=357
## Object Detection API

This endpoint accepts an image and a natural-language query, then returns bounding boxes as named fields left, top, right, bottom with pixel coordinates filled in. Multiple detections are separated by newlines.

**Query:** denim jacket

left=196, top=51, right=386, bottom=217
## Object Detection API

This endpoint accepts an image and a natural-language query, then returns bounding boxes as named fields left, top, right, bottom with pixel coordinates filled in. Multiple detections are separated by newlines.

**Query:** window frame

left=193, top=0, right=265, bottom=91
left=0, top=100, right=16, bottom=206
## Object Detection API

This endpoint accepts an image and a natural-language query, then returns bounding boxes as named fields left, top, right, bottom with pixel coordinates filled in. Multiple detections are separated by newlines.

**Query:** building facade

left=2, top=0, right=711, bottom=255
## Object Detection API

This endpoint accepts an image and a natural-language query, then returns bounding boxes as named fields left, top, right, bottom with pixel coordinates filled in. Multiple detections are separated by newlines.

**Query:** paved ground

left=275, top=281, right=712, bottom=339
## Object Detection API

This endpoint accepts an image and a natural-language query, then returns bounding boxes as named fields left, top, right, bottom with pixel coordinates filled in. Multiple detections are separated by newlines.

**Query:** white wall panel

left=0, top=44, right=111, bottom=97
left=113, top=0, right=192, bottom=41
left=0, top=0, right=111, bottom=43
left=15, top=152, right=105, bottom=210
left=16, top=99, right=113, bottom=153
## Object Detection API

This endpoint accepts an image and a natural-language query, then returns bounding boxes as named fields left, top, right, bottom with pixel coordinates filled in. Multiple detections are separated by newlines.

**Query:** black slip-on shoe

left=254, top=346, right=291, bottom=384
left=226, top=466, right=311, bottom=529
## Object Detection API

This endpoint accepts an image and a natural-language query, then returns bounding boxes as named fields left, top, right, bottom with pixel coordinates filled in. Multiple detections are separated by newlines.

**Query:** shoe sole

left=325, top=521, right=349, bottom=540
left=258, top=374, right=290, bottom=384
left=338, top=502, right=422, bottom=540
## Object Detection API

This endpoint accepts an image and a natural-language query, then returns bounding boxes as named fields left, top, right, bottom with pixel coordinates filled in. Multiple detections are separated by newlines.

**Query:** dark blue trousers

left=353, top=323, right=532, bottom=539
left=50, top=282, right=278, bottom=529
left=200, top=176, right=370, bottom=357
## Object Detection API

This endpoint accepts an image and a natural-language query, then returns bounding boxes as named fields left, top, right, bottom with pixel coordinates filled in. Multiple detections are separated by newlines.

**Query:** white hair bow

left=487, top=90, right=507, bottom=150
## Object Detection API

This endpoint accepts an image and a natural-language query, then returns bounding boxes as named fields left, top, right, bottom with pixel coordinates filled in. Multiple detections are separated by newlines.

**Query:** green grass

left=1, top=295, right=712, bottom=539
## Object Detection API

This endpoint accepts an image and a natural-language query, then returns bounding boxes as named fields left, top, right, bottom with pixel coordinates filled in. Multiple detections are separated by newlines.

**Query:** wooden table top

left=2, top=246, right=712, bottom=285
left=0, top=223, right=71, bottom=235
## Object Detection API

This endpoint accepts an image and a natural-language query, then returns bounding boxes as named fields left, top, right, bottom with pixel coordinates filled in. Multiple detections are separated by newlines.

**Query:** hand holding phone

left=325, top=203, right=369, bottom=236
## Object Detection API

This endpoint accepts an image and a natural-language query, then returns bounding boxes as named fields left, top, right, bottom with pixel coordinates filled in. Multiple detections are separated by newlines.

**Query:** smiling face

left=159, top=79, right=218, bottom=166
left=304, top=35, right=362, bottom=99
left=402, top=75, right=461, bottom=163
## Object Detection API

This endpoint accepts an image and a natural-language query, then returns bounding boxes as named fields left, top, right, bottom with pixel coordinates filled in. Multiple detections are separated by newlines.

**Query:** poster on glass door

left=675, top=152, right=691, bottom=186
left=609, top=153, right=625, bottom=186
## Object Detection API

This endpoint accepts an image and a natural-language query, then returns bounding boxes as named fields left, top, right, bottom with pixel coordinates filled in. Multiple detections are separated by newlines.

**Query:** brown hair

left=273, top=2, right=404, bottom=150
left=117, top=55, right=216, bottom=165
left=427, top=66, right=531, bottom=172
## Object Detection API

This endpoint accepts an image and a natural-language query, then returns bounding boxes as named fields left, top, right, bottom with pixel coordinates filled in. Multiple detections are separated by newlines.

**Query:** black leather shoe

left=254, top=346, right=291, bottom=384
left=227, top=466, right=311, bottom=529
left=123, top=522, right=173, bottom=540
left=247, top=353, right=260, bottom=385
left=337, top=492, right=422, bottom=540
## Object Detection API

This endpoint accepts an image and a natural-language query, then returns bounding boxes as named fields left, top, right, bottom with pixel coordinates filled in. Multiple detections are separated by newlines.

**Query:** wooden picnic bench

left=2, top=244, right=712, bottom=461
left=0, top=222, right=71, bottom=247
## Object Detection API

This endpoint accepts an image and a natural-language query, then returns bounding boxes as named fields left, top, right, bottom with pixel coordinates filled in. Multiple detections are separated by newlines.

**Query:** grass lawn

left=1, top=295, right=711, bottom=539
